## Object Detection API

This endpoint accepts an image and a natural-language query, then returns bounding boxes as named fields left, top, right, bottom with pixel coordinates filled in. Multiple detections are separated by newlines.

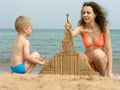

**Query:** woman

left=65, top=1, right=113, bottom=77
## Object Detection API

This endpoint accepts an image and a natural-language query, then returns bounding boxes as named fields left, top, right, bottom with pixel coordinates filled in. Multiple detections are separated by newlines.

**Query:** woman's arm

left=65, top=22, right=93, bottom=38
left=72, top=27, right=81, bottom=37
left=65, top=22, right=81, bottom=38
left=104, top=27, right=113, bottom=77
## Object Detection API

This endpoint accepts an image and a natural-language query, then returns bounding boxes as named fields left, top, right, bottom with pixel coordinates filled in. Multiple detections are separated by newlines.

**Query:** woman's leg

left=93, top=49, right=107, bottom=76
left=25, top=51, right=40, bottom=73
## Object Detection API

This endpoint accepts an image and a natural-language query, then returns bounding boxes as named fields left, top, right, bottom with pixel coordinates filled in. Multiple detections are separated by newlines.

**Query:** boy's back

left=10, top=36, right=26, bottom=66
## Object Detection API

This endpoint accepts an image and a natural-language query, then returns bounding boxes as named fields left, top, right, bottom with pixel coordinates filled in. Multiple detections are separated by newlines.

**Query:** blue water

left=0, top=29, right=120, bottom=75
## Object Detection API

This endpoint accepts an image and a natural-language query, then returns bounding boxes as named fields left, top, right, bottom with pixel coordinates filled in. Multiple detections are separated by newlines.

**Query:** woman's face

left=82, top=6, right=96, bottom=24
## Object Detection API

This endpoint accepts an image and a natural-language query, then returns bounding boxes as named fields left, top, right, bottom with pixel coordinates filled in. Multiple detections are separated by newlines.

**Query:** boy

left=10, top=16, right=48, bottom=74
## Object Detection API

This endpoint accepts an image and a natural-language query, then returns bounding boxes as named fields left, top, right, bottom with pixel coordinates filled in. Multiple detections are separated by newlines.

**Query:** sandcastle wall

left=39, top=15, right=95, bottom=75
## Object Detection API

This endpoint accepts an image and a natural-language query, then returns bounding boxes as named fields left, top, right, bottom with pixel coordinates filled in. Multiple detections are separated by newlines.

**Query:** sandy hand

left=65, top=21, right=72, bottom=30
left=39, top=56, right=49, bottom=65
left=107, top=72, right=113, bottom=77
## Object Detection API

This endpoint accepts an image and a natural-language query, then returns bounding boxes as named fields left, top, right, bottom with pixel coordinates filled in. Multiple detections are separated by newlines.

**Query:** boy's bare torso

left=10, top=35, right=27, bottom=66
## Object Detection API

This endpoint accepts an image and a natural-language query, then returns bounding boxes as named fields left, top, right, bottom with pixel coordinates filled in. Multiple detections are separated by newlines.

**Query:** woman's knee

left=93, top=49, right=106, bottom=59
left=93, top=49, right=107, bottom=66
left=93, top=49, right=107, bottom=65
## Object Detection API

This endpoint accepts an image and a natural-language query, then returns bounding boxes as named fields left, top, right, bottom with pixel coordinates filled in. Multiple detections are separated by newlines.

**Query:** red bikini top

left=81, top=25, right=105, bottom=47
left=82, top=32, right=105, bottom=47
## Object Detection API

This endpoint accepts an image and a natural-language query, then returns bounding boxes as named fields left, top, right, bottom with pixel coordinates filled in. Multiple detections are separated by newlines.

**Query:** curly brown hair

left=78, top=1, right=108, bottom=33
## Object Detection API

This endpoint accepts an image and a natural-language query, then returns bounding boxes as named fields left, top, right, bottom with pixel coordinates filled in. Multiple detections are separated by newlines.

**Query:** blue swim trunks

left=10, top=63, right=25, bottom=74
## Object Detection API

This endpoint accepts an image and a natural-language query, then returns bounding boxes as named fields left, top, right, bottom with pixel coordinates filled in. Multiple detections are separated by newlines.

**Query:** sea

left=0, top=29, right=120, bottom=76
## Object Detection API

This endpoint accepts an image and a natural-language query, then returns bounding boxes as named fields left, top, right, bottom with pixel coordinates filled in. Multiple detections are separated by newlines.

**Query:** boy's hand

left=39, top=57, right=49, bottom=65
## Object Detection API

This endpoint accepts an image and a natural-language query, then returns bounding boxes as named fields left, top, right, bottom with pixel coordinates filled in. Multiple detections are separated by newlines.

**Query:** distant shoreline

left=0, top=29, right=120, bottom=30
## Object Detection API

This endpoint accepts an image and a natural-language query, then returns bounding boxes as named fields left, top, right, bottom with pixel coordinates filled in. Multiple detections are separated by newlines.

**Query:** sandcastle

left=39, top=14, right=95, bottom=75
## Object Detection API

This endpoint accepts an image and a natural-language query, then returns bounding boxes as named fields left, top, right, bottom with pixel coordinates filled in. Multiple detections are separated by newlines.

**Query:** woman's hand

left=65, top=22, right=72, bottom=30
left=107, top=72, right=113, bottom=77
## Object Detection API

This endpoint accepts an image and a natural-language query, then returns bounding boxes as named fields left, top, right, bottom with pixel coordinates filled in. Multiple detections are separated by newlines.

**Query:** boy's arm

left=23, top=39, right=42, bottom=64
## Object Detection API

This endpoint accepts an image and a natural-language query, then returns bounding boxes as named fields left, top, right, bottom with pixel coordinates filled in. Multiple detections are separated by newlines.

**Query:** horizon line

left=0, top=28, right=119, bottom=30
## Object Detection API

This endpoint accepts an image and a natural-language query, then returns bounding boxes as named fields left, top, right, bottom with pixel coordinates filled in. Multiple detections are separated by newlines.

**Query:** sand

left=0, top=73, right=120, bottom=90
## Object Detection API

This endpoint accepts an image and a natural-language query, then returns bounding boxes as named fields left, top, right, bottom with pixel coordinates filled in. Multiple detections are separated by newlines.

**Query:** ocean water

left=0, top=29, right=120, bottom=75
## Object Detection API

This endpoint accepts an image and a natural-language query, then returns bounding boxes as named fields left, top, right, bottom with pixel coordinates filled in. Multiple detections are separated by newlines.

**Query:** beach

left=0, top=29, right=120, bottom=90
left=0, top=73, right=120, bottom=90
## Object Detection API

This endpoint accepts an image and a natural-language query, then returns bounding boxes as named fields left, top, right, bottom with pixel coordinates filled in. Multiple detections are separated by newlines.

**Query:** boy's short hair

left=15, top=16, right=32, bottom=32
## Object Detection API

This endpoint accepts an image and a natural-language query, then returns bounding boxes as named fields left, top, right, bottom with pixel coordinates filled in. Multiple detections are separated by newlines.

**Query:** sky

left=0, top=0, right=120, bottom=29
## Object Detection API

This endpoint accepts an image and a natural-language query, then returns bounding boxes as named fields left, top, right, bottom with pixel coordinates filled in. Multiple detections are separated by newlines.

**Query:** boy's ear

left=23, top=27, right=28, bottom=33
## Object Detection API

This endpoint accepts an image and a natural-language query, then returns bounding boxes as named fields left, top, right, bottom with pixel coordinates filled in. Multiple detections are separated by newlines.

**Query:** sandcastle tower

left=39, top=14, right=95, bottom=75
